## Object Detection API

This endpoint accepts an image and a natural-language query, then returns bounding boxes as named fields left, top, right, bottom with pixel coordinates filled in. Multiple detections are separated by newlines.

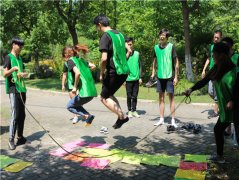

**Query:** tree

left=53, top=0, right=88, bottom=45
left=180, top=0, right=199, bottom=81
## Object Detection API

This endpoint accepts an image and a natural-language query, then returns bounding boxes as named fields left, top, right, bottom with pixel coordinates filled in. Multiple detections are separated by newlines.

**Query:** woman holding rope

left=62, top=45, right=97, bottom=126
left=184, top=42, right=237, bottom=163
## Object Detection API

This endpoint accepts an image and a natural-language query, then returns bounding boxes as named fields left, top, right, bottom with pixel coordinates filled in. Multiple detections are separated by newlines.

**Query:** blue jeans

left=66, top=95, right=93, bottom=116
left=9, top=93, right=26, bottom=140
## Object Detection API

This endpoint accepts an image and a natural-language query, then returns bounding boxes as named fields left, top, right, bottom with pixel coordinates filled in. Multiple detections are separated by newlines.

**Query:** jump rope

left=20, top=91, right=191, bottom=159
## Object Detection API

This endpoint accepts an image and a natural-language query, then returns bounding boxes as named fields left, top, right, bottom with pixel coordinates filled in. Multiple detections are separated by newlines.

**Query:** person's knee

left=100, top=96, right=106, bottom=103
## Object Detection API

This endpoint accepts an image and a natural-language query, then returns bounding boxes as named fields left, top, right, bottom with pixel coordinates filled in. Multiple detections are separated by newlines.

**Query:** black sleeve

left=3, top=55, right=11, bottom=69
left=172, top=46, right=177, bottom=59
left=232, top=72, right=239, bottom=103
left=63, top=63, right=68, bottom=73
left=99, top=33, right=110, bottom=52
left=191, top=67, right=215, bottom=91
left=67, top=60, right=76, bottom=72
left=139, top=55, right=143, bottom=78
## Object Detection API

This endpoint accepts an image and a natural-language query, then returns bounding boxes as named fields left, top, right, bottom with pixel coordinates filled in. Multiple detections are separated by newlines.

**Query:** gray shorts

left=208, top=80, right=217, bottom=101
left=156, top=78, right=174, bottom=94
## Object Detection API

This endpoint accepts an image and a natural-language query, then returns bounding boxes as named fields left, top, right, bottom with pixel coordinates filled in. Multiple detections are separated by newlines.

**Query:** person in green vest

left=125, top=37, right=142, bottom=118
left=184, top=42, right=237, bottom=163
left=150, top=28, right=179, bottom=127
left=201, top=30, right=222, bottom=118
left=3, top=37, right=28, bottom=150
left=62, top=44, right=92, bottom=124
left=93, top=14, right=130, bottom=129
left=62, top=46, right=97, bottom=126
left=221, top=37, right=239, bottom=146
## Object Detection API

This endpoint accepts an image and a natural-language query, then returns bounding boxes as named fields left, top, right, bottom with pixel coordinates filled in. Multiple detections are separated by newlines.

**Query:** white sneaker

left=100, top=127, right=108, bottom=134
left=171, top=119, right=178, bottom=128
left=132, top=111, right=140, bottom=118
left=154, top=118, right=164, bottom=126
left=72, top=116, right=80, bottom=124
left=128, top=111, right=133, bottom=118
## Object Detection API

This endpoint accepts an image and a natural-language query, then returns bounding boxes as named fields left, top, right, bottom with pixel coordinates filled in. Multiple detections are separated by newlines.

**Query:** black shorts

left=156, top=78, right=174, bottom=93
left=101, top=73, right=127, bottom=99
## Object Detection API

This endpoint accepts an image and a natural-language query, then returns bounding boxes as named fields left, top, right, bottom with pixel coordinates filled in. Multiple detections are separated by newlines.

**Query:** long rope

left=20, top=92, right=191, bottom=158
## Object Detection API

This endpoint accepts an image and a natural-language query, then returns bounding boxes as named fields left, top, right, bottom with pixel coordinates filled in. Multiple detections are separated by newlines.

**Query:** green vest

left=5, top=53, right=26, bottom=94
left=209, top=44, right=214, bottom=69
left=67, top=57, right=97, bottom=97
left=231, top=53, right=239, bottom=66
left=106, top=30, right=129, bottom=75
left=214, top=67, right=236, bottom=123
left=154, top=43, right=173, bottom=79
left=126, top=51, right=140, bottom=81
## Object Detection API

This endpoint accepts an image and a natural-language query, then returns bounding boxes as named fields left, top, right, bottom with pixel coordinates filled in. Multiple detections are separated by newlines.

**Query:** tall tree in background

left=180, top=0, right=199, bottom=81
left=53, top=0, right=87, bottom=45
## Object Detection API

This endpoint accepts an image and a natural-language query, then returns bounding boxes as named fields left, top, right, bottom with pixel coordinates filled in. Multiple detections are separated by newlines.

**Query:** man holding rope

left=3, top=37, right=28, bottom=150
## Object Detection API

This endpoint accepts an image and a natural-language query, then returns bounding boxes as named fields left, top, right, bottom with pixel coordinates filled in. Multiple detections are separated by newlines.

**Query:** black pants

left=9, top=93, right=26, bottom=140
left=126, top=80, right=139, bottom=111
left=214, top=118, right=230, bottom=156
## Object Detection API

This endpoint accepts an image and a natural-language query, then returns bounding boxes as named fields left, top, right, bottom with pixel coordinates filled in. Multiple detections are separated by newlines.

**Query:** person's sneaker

left=112, top=117, right=129, bottom=129
left=167, top=125, right=176, bottom=132
left=8, top=139, right=16, bottom=150
left=100, top=127, right=109, bottom=134
left=84, top=115, right=95, bottom=127
left=132, top=111, right=140, bottom=118
left=145, top=77, right=157, bottom=87
left=208, top=112, right=219, bottom=119
left=128, top=111, right=133, bottom=118
left=72, top=116, right=80, bottom=124
left=208, top=155, right=225, bottom=164
left=171, top=119, right=178, bottom=128
left=16, top=137, right=27, bottom=146
left=154, top=119, right=164, bottom=126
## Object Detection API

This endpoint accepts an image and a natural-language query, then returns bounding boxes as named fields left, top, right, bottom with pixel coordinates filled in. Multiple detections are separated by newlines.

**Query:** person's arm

left=125, top=43, right=132, bottom=59
left=139, top=56, right=143, bottom=84
left=100, top=52, right=107, bottom=81
left=151, top=57, right=156, bottom=78
left=3, top=55, right=18, bottom=78
left=72, top=66, right=80, bottom=93
left=201, top=58, right=210, bottom=78
left=62, top=72, right=67, bottom=92
left=173, top=57, right=179, bottom=85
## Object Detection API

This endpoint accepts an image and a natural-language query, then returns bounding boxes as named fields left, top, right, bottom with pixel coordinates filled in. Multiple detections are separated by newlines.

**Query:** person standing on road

left=125, top=37, right=142, bottom=118
left=3, top=37, right=28, bottom=150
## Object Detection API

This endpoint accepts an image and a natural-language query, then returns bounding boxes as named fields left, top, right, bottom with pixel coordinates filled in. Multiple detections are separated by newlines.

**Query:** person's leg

left=16, top=93, right=26, bottom=139
left=132, top=81, right=139, bottom=112
left=214, top=119, right=230, bottom=156
left=66, top=95, right=89, bottom=116
left=159, top=92, right=165, bottom=119
left=126, top=81, right=133, bottom=116
left=166, top=79, right=176, bottom=126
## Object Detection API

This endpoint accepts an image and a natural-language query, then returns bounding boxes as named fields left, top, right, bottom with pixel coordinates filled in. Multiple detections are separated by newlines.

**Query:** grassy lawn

left=25, top=78, right=213, bottom=103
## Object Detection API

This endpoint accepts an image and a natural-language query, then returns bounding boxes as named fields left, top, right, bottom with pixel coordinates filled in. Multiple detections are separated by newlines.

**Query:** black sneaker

left=208, top=112, right=219, bottom=119
left=85, top=115, right=95, bottom=127
left=112, top=117, right=129, bottom=129
left=16, top=137, right=27, bottom=146
left=8, top=139, right=16, bottom=150
left=145, top=77, right=157, bottom=87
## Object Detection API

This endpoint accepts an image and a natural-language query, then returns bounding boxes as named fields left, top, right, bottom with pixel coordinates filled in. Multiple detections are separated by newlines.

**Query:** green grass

left=25, top=78, right=213, bottom=103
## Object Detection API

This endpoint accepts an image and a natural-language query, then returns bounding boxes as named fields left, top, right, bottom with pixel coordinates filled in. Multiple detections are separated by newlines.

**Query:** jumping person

left=62, top=46, right=97, bottom=126
left=93, top=14, right=130, bottom=129
left=3, top=37, right=28, bottom=150
left=184, top=42, right=237, bottom=163
left=201, top=30, right=222, bottom=118
left=62, top=44, right=93, bottom=124
left=125, top=37, right=142, bottom=118
left=151, top=28, right=179, bottom=127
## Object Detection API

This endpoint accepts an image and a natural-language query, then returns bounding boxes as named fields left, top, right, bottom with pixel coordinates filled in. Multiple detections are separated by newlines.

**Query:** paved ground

left=0, top=79, right=220, bottom=180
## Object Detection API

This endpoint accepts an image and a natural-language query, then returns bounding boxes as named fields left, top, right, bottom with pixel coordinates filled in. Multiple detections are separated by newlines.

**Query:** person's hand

left=150, top=73, right=155, bottom=79
left=21, top=72, right=28, bottom=78
left=72, top=87, right=77, bottom=94
left=226, top=101, right=233, bottom=110
left=62, top=86, right=65, bottom=92
left=12, top=66, right=18, bottom=72
left=201, top=71, right=206, bottom=78
left=99, top=74, right=103, bottom=82
left=173, top=77, right=178, bottom=86
left=139, top=78, right=143, bottom=85
left=17, top=72, right=28, bottom=78
left=183, top=89, right=192, bottom=96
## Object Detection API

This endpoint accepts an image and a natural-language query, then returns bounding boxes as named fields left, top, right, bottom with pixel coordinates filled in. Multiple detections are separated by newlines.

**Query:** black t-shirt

left=63, top=62, right=68, bottom=73
left=3, top=54, right=25, bottom=93
left=99, top=29, right=119, bottom=74
left=66, top=59, right=76, bottom=83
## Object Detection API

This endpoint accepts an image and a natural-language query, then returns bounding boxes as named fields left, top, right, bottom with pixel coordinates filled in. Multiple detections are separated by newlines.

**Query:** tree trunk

left=181, top=1, right=194, bottom=81
left=68, top=24, right=78, bottom=46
